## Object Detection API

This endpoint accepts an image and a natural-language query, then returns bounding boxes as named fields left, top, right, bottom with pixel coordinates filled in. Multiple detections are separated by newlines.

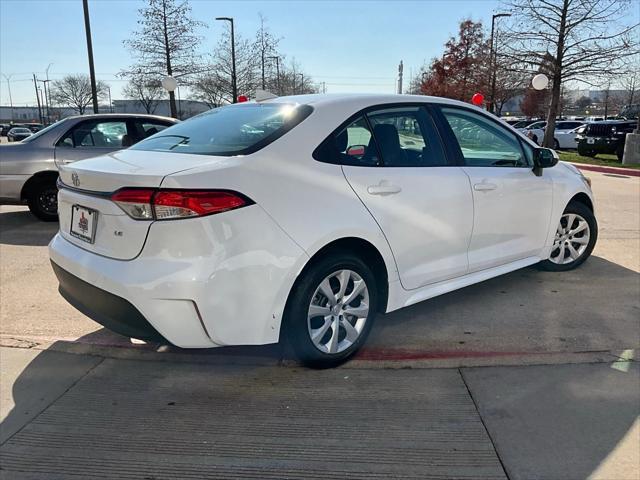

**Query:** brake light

left=111, top=188, right=155, bottom=220
left=154, top=190, right=248, bottom=219
left=111, top=188, right=251, bottom=220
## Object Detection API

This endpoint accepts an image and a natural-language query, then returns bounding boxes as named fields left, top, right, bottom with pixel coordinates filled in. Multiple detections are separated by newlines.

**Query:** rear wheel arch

left=20, top=170, right=58, bottom=201
left=288, top=237, right=390, bottom=316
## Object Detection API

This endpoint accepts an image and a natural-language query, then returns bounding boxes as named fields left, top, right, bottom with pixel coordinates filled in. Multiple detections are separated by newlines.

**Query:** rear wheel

left=538, top=201, right=597, bottom=271
left=553, top=139, right=560, bottom=150
left=27, top=179, right=59, bottom=222
left=284, top=254, right=377, bottom=368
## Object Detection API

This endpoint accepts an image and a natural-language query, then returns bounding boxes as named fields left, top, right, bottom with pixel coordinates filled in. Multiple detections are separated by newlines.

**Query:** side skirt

left=386, top=256, right=541, bottom=312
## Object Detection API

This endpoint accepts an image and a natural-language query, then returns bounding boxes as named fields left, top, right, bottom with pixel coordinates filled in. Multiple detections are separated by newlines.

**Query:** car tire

left=553, top=139, right=560, bottom=150
left=538, top=201, right=597, bottom=272
left=284, top=253, right=378, bottom=368
left=27, top=178, right=59, bottom=222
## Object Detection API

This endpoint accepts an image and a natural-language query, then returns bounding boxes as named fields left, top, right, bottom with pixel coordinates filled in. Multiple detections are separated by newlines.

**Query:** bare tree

left=123, top=0, right=205, bottom=118
left=122, top=75, right=164, bottom=113
left=253, top=14, right=281, bottom=90
left=212, top=26, right=259, bottom=102
left=191, top=75, right=227, bottom=107
left=503, top=0, right=639, bottom=147
left=620, top=68, right=639, bottom=104
left=50, top=75, right=108, bottom=114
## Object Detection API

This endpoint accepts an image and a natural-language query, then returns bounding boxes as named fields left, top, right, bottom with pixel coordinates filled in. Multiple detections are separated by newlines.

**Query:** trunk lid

left=57, top=149, right=231, bottom=260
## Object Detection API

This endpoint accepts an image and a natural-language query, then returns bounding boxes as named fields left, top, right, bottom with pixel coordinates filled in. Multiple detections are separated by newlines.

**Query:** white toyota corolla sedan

left=49, top=94, right=597, bottom=367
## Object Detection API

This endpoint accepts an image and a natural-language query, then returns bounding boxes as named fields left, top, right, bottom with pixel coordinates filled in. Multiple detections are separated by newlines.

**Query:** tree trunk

left=543, top=0, right=569, bottom=148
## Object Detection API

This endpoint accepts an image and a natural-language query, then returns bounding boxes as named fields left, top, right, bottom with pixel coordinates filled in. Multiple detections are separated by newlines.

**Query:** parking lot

left=1, top=170, right=639, bottom=479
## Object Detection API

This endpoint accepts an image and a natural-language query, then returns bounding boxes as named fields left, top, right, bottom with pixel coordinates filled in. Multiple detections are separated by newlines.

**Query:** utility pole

left=397, top=60, right=403, bottom=94
left=32, top=74, right=43, bottom=123
left=298, top=73, right=304, bottom=94
left=82, top=0, right=99, bottom=113
left=37, top=79, right=50, bottom=124
left=2, top=74, right=14, bottom=121
left=488, top=13, right=511, bottom=113
left=268, top=56, right=280, bottom=95
left=216, top=17, right=237, bottom=103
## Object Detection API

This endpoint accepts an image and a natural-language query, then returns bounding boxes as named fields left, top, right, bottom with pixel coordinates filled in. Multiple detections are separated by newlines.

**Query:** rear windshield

left=131, top=103, right=313, bottom=156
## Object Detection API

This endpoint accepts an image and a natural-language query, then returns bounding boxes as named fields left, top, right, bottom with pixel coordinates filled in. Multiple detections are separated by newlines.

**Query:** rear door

left=54, top=118, right=134, bottom=164
left=436, top=106, right=553, bottom=272
left=333, top=105, right=473, bottom=290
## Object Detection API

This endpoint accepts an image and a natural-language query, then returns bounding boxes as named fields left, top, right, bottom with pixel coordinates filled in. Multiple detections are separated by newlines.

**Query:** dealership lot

left=1, top=170, right=638, bottom=478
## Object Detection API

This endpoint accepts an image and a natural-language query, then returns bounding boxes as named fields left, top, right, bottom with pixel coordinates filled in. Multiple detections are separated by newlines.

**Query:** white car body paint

left=49, top=94, right=594, bottom=349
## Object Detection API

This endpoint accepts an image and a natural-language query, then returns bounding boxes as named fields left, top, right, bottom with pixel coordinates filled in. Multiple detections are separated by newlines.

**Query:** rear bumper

left=48, top=204, right=308, bottom=349
left=51, top=261, right=166, bottom=343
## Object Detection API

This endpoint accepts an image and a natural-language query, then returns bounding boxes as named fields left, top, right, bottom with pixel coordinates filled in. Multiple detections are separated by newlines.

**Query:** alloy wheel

left=38, top=188, right=58, bottom=215
left=307, top=269, right=370, bottom=354
left=549, top=213, right=590, bottom=264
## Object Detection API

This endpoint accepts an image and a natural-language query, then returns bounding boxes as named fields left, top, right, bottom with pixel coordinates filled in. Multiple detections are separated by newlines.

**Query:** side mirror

left=533, top=147, right=559, bottom=176
left=346, top=144, right=366, bottom=156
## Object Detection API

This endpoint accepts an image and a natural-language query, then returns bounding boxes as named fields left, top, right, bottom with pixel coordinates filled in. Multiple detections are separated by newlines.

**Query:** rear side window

left=314, top=105, right=447, bottom=167
left=131, top=103, right=312, bottom=156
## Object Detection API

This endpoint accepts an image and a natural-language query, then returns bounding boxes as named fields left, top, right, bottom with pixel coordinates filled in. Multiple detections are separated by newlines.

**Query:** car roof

left=262, top=93, right=488, bottom=112
left=65, top=113, right=177, bottom=122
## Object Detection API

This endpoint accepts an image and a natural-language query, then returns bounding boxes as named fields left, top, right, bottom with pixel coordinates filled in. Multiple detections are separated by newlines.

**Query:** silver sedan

left=0, top=113, right=177, bottom=220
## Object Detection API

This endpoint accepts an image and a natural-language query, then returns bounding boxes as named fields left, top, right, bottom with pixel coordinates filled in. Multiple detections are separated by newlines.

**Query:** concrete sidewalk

left=1, top=345, right=637, bottom=479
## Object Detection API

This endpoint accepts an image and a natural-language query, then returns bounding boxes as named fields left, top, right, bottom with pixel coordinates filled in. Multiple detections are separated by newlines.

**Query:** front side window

left=58, top=120, right=129, bottom=148
left=131, top=103, right=312, bottom=156
left=441, top=107, right=529, bottom=167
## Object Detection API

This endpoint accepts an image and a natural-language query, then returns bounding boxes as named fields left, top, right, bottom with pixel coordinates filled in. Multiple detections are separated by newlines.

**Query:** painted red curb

left=572, top=163, right=640, bottom=177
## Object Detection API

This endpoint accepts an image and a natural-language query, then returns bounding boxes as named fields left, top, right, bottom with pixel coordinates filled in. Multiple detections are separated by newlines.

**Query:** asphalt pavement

left=0, top=170, right=638, bottom=479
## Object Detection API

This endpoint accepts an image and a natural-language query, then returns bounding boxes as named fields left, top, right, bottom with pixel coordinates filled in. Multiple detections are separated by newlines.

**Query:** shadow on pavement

left=0, top=208, right=58, bottom=247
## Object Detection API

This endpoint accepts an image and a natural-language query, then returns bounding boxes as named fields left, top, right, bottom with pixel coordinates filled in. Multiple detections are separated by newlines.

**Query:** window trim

left=312, top=102, right=456, bottom=167
left=433, top=104, right=533, bottom=169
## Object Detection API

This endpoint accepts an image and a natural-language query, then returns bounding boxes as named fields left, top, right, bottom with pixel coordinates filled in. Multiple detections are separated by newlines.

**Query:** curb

left=571, top=162, right=640, bottom=177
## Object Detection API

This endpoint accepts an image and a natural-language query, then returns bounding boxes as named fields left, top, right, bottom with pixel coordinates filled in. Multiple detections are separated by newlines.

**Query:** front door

left=338, top=105, right=473, bottom=290
left=437, top=106, right=553, bottom=272
left=54, top=119, right=131, bottom=165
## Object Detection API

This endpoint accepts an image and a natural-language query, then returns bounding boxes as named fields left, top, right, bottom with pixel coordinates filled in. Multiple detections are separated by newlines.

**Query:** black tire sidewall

left=284, top=254, right=378, bottom=368
left=539, top=201, right=598, bottom=271
left=27, top=181, right=58, bottom=222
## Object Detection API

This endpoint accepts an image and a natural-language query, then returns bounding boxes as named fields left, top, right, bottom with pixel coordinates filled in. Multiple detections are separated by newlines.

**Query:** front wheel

left=27, top=179, right=59, bottom=221
left=538, top=201, right=597, bottom=271
left=284, top=254, right=378, bottom=368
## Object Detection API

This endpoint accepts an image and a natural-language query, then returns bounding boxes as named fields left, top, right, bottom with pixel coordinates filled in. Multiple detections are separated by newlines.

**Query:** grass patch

left=557, top=151, right=640, bottom=169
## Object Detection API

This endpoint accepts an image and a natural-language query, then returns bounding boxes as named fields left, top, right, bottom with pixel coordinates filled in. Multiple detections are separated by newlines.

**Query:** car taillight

left=111, top=188, right=155, bottom=220
left=111, top=188, right=251, bottom=221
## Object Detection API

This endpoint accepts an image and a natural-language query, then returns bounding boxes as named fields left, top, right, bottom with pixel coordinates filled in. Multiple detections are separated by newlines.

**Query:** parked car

left=49, top=94, right=597, bottom=368
left=521, top=120, right=584, bottom=147
left=0, top=114, right=177, bottom=221
left=7, top=127, right=33, bottom=142
left=576, top=120, right=637, bottom=160
left=555, top=124, right=587, bottom=150
left=22, top=123, right=45, bottom=133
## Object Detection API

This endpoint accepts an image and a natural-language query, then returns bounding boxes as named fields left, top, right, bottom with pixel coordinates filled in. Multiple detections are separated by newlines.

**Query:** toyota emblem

left=71, top=172, right=80, bottom=187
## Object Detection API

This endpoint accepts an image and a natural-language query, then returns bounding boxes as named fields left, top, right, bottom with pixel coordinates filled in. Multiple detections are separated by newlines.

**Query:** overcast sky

left=1, top=0, right=638, bottom=106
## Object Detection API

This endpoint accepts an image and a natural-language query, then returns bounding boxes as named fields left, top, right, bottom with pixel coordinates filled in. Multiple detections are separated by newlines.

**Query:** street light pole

left=37, top=79, right=50, bottom=124
left=32, top=74, right=43, bottom=124
left=488, top=12, right=511, bottom=114
left=267, top=56, right=280, bottom=95
left=216, top=17, right=237, bottom=103
left=45, top=63, right=53, bottom=121
left=82, top=0, right=99, bottom=113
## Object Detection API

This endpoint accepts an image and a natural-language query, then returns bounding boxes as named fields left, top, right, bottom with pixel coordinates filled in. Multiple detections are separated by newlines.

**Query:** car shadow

left=0, top=208, right=58, bottom=247
left=364, top=255, right=640, bottom=358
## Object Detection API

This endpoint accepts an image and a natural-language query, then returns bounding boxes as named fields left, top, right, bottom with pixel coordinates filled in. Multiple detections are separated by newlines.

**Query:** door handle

left=473, top=182, right=498, bottom=192
left=367, top=182, right=402, bottom=196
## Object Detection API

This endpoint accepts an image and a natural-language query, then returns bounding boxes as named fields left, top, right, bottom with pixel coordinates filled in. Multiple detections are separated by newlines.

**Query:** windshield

left=22, top=118, right=69, bottom=143
left=132, top=103, right=313, bottom=156
left=11, top=128, right=31, bottom=134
